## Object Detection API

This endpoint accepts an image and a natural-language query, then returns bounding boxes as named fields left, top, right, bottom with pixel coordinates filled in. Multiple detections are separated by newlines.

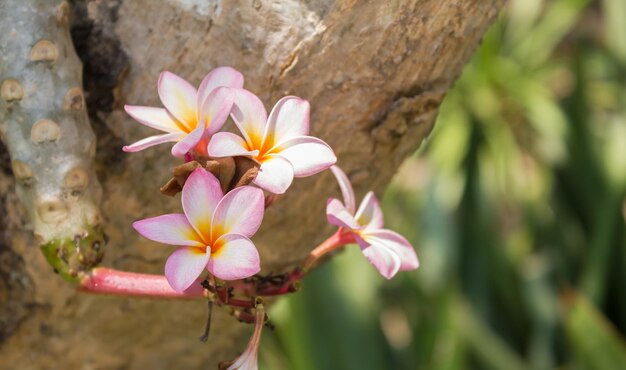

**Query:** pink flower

left=225, top=305, right=265, bottom=370
left=123, top=67, right=244, bottom=157
left=208, top=89, right=336, bottom=194
left=326, top=165, right=419, bottom=279
left=132, top=168, right=264, bottom=292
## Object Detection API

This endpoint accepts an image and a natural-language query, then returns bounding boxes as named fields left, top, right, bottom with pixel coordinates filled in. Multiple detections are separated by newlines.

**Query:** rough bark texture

left=0, top=0, right=504, bottom=369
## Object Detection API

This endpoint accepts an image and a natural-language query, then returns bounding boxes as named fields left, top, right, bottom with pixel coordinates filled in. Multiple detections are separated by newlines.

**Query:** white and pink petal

left=264, top=96, right=310, bottom=149
left=361, top=229, right=419, bottom=271
left=199, top=86, right=235, bottom=135
left=231, top=89, right=268, bottom=148
left=170, top=123, right=205, bottom=157
left=359, top=240, right=402, bottom=280
left=123, top=132, right=184, bottom=153
left=326, top=198, right=360, bottom=230
left=330, top=165, right=356, bottom=214
left=165, top=246, right=210, bottom=292
left=158, top=71, right=198, bottom=128
left=207, top=234, right=260, bottom=281
left=277, top=136, right=336, bottom=177
left=197, top=66, right=244, bottom=109
left=208, top=132, right=260, bottom=158
left=355, top=191, right=384, bottom=229
left=132, top=213, right=203, bottom=247
left=124, top=105, right=184, bottom=133
left=212, top=186, right=265, bottom=239
left=182, top=168, right=223, bottom=239
left=253, top=155, right=294, bottom=194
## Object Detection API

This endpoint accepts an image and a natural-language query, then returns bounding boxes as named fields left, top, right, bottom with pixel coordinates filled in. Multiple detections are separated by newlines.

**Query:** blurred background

left=259, top=0, right=626, bottom=369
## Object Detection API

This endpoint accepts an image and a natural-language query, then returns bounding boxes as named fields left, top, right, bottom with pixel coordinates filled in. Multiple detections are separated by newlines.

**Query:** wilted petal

left=208, top=132, right=260, bottom=158
left=123, top=132, right=183, bottom=153
left=277, top=136, right=336, bottom=177
left=264, top=96, right=310, bottom=149
left=326, top=198, right=360, bottom=230
left=359, top=239, right=402, bottom=280
left=231, top=89, right=268, bottom=148
left=330, top=165, right=356, bottom=214
left=253, top=155, right=294, bottom=194
left=199, top=86, right=235, bottom=135
left=197, top=66, right=244, bottom=109
left=361, top=229, right=419, bottom=271
left=207, top=234, right=260, bottom=281
left=170, top=123, right=205, bottom=157
left=226, top=305, right=264, bottom=370
left=355, top=191, right=384, bottom=229
left=133, top=214, right=203, bottom=247
left=124, top=105, right=183, bottom=133
left=158, top=71, right=198, bottom=128
left=182, top=168, right=223, bottom=240
left=212, top=186, right=264, bottom=239
left=165, top=247, right=210, bottom=292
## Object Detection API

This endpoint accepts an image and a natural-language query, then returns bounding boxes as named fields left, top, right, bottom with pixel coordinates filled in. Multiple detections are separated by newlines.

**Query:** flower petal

left=253, top=155, right=294, bottom=194
left=208, top=132, right=260, bottom=158
left=263, top=96, right=310, bottom=149
left=199, top=86, right=235, bottom=136
left=197, top=66, right=244, bottom=109
left=207, top=234, right=260, bottom=280
left=212, top=186, right=264, bottom=239
left=133, top=214, right=203, bottom=246
left=124, top=105, right=184, bottom=133
left=158, top=71, right=198, bottom=128
left=165, top=247, right=210, bottom=292
left=231, top=89, right=268, bottom=148
left=361, top=229, right=419, bottom=271
left=330, top=165, right=356, bottom=214
left=227, top=305, right=264, bottom=370
left=359, top=241, right=402, bottom=280
left=123, top=132, right=183, bottom=153
left=170, top=123, right=205, bottom=157
left=326, top=198, right=360, bottom=230
left=276, top=136, right=336, bottom=177
left=182, top=168, right=223, bottom=241
left=355, top=191, right=384, bottom=229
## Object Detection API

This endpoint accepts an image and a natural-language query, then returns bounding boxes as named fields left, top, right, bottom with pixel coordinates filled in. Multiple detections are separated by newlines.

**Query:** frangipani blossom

left=208, top=90, right=336, bottom=194
left=124, top=67, right=244, bottom=157
left=326, top=165, right=419, bottom=279
left=133, top=168, right=264, bottom=292
left=225, top=305, right=265, bottom=370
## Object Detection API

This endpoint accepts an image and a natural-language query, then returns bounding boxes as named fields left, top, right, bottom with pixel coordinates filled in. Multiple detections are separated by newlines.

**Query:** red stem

left=302, top=229, right=355, bottom=271
left=79, top=267, right=205, bottom=299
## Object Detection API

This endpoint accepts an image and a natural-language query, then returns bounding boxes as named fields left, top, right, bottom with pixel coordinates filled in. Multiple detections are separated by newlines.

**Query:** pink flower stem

left=78, top=267, right=206, bottom=299
left=302, top=228, right=355, bottom=272
left=255, top=229, right=355, bottom=296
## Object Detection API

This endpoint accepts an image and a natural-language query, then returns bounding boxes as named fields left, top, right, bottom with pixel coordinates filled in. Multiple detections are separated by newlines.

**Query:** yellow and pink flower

left=208, top=89, right=336, bottom=194
left=133, top=168, right=264, bottom=291
left=326, top=165, right=419, bottom=279
left=123, top=67, right=243, bottom=157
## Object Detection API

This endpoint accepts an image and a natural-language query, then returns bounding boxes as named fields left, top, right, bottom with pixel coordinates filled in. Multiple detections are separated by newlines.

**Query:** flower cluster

left=123, top=67, right=420, bottom=369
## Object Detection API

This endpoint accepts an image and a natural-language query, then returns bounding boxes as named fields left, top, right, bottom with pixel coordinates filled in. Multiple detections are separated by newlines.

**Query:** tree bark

left=0, top=0, right=504, bottom=369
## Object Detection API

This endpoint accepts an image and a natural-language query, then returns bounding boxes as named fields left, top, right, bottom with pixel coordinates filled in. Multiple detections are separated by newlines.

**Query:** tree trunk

left=0, top=0, right=504, bottom=369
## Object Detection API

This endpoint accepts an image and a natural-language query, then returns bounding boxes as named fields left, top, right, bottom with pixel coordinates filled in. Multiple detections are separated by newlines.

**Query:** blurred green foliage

left=260, top=0, right=626, bottom=369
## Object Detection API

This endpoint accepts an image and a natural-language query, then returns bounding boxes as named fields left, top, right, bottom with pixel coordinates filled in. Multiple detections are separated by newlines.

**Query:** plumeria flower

left=208, top=89, right=336, bottom=194
left=132, top=168, right=264, bottom=292
left=224, top=305, right=266, bottom=370
left=123, top=67, right=244, bottom=157
left=326, top=165, right=419, bottom=279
